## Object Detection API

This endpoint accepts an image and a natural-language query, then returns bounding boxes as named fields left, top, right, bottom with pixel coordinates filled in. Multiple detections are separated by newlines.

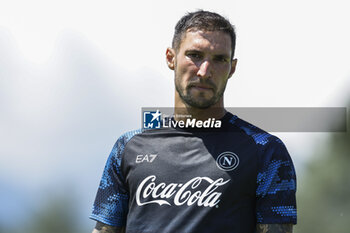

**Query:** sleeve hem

left=89, top=214, right=125, bottom=227
left=257, top=219, right=297, bottom=225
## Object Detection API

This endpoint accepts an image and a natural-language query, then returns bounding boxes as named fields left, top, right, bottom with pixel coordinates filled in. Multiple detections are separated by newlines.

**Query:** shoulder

left=110, top=128, right=168, bottom=157
left=228, top=113, right=285, bottom=148
left=226, top=113, right=293, bottom=171
left=111, top=128, right=146, bottom=152
left=116, top=128, right=145, bottom=144
left=105, top=129, right=145, bottom=166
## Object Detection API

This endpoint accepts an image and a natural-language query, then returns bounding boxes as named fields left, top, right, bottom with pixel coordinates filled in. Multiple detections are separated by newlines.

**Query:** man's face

left=167, top=30, right=237, bottom=109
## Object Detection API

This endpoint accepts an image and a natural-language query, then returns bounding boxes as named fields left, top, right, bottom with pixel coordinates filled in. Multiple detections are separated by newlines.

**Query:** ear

left=228, top=59, right=237, bottom=79
left=166, top=47, right=176, bottom=70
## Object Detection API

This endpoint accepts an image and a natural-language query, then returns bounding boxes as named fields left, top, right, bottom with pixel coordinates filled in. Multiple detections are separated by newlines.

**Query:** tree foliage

left=295, top=104, right=350, bottom=233
left=15, top=193, right=89, bottom=233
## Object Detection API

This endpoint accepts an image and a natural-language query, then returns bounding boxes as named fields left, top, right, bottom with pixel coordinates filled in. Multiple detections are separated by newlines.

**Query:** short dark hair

left=172, top=10, right=236, bottom=59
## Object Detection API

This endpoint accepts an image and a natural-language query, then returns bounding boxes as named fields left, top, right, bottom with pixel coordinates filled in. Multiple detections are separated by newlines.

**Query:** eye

left=214, top=56, right=228, bottom=63
left=186, top=52, right=203, bottom=60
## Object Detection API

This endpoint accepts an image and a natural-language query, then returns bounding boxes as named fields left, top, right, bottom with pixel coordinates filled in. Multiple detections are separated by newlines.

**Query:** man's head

left=166, top=10, right=237, bottom=110
left=172, top=10, right=236, bottom=59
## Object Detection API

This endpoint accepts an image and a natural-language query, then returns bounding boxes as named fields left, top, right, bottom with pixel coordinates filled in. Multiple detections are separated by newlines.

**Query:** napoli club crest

left=216, top=152, right=240, bottom=171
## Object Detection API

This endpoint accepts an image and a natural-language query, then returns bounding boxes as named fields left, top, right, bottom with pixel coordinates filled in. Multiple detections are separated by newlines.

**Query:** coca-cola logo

left=135, top=175, right=230, bottom=207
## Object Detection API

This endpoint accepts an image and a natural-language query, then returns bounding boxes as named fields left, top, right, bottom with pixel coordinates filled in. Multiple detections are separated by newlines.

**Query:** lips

left=188, top=83, right=215, bottom=91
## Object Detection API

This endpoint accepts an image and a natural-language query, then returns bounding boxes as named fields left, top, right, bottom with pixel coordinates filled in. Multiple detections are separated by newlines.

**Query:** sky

left=0, top=0, right=349, bottom=229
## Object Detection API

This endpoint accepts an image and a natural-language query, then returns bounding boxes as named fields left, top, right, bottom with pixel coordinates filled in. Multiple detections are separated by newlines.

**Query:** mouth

left=188, top=84, right=214, bottom=91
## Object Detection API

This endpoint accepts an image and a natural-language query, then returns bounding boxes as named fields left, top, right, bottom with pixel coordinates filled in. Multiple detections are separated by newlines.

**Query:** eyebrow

left=185, top=49, right=230, bottom=58
left=185, top=49, right=203, bottom=54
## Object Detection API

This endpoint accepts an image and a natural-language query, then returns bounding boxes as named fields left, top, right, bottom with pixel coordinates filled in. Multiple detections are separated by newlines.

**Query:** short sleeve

left=89, top=137, right=129, bottom=227
left=256, top=137, right=297, bottom=224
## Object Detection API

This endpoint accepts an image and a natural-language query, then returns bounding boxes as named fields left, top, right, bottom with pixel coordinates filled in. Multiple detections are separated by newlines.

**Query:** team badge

left=216, top=152, right=239, bottom=171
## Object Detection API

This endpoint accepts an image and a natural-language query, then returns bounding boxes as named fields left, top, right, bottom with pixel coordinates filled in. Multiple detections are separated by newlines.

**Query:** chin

left=186, top=98, right=218, bottom=109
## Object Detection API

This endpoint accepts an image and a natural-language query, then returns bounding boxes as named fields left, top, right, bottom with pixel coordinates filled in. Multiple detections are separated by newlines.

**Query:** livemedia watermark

left=141, top=107, right=347, bottom=132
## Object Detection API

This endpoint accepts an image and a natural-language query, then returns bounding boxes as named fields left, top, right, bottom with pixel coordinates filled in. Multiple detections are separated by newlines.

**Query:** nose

left=196, top=60, right=211, bottom=78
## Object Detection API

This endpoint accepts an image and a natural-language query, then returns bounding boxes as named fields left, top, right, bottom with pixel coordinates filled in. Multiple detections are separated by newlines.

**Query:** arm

left=90, top=136, right=133, bottom=232
left=256, top=224, right=293, bottom=233
left=256, top=139, right=297, bottom=232
left=92, top=221, right=125, bottom=233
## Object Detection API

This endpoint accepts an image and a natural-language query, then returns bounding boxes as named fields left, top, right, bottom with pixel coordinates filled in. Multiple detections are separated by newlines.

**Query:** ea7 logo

left=136, top=154, right=158, bottom=163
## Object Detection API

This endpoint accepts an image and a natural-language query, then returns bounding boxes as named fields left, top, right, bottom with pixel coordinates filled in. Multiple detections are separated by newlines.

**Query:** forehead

left=179, top=30, right=232, bottom=55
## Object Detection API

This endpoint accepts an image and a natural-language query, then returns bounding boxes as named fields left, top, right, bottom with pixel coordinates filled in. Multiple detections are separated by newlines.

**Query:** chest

left=122, top=133, right=259, bottom=207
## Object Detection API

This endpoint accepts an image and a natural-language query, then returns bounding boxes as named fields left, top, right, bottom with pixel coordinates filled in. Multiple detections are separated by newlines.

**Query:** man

left=90, top=10, right=297, bottom=233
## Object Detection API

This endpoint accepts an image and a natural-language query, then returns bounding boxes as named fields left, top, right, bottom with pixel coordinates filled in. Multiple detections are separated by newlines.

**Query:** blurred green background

left=294, top=103, right=350, bottom=233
